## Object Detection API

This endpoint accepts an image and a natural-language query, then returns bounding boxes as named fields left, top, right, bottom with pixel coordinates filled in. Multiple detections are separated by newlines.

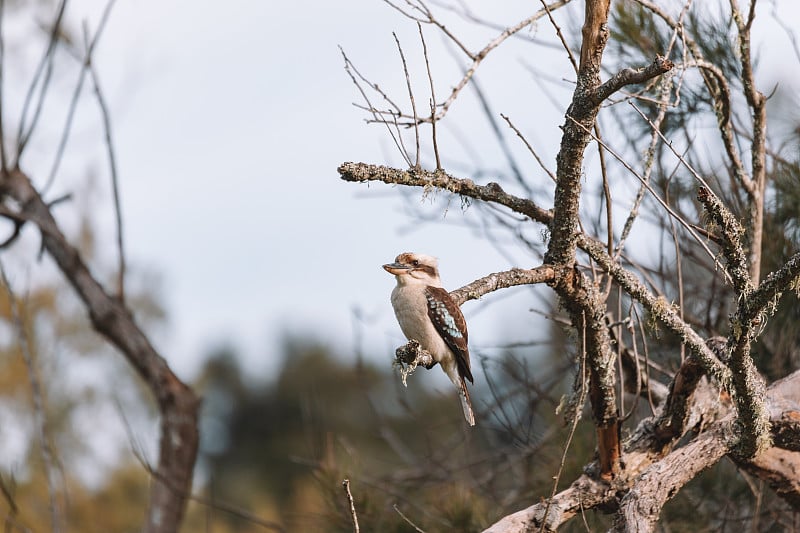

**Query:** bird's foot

left=393, top=340, right=435, bottom=387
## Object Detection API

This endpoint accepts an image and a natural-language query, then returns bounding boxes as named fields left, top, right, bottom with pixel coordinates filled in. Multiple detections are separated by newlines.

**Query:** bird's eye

left=412, top=260, right=420, bottom=267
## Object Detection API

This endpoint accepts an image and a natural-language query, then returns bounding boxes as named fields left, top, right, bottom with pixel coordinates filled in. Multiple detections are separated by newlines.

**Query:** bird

left=383, top=252, right=475, bottom=426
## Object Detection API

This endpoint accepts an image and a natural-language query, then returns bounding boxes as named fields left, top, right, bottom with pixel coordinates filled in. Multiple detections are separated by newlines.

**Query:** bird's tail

left=459, top=379, right=476, bottom=426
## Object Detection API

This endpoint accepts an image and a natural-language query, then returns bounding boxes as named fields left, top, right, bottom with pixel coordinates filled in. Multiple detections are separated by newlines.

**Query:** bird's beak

left=383, top=262, right=410, bottom=275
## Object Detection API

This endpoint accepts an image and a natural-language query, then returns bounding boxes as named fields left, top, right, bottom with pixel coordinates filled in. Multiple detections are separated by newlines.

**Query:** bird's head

left=383, top=252, right=441, bottom=286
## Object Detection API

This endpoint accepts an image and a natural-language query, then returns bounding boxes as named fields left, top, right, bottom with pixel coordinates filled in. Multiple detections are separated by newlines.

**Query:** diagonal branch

left=578, top=234, right=730, bottom=383
left=2, top=169, right=199, bottom=533
left=592, top=55, right=673, bottom=104
left=744, top=251, right=800, bottom=325
left=612, top=421, right=734, bottom=533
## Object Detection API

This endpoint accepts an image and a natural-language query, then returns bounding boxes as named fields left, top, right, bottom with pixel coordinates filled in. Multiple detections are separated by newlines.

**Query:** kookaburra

left=383, top=252, right=475, bottom=426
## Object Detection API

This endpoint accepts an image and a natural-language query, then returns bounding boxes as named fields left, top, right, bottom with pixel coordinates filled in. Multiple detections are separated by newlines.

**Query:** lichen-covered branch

left=730, top=0, right=768, bottom=284
left=337, top=162, right=552, bottom=224
left=728, top=334, right=770, bottom=458
left=592, top=55, right=673, bottom=104
left=723, top=253, right=800, bottom=459
left=742, top=251, right=800, bottom=325
left=578, top=234, right=730, bottom=383
left=697, top=186, right=752, bottom=295
left=449, top=266, right=555, bottom=306
left=540, top=0, right=625, bottom=479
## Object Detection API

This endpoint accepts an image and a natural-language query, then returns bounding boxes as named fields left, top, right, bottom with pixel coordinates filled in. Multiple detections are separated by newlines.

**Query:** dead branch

left=483, top=368, right=800, bottom=532
left=86, top=49, right=125, bottom=301
left=382, top=0, right=573, bottom=125
left=612, top=421, right=733, bottom=533
left=342, top=479, right=360, bottom=533
left=42, top=0, right=116, bottom=192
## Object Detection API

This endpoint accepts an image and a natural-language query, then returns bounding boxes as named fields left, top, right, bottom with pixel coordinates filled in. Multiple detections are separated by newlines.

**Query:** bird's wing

left=425, top=286, right=473, bottom=383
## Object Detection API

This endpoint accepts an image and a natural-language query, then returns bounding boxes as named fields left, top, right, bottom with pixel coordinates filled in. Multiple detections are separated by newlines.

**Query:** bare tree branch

left=449, top=266, right=555, bottom=306
left=85, top=34, right=125, bottom=301
left=593, top=55, right=673, bottom=104
left=342, top=479, right=360, bottom=533
left=15, top=0, right=68, bottom=163
left=612, top=421, right=733, bottom=533
left=41, top=0, right=116, bottom=192
left=338, top=162, right=552, bottom=224
left=2, top=169, right=199, bottom=533
left=380, top=0, right=573, bottom=125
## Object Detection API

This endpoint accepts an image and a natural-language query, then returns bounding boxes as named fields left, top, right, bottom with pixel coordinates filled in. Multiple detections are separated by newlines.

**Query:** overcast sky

left=8, top=0, right=800, bottom=389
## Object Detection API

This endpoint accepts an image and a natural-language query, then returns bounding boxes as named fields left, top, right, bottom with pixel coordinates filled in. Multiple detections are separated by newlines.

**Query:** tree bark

left=3, top=169, right=199, bottom=533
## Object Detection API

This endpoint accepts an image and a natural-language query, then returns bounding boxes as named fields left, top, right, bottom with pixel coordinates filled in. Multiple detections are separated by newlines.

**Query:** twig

left=393, top=504, right=426, bottom=532
left=340, top=48, right=412, bottom=166
left=467, top=74, right=529, bottom=195
left=594, top=121, right=613, bottom=257
left=538, top=0, right=578, bottom=72
left=665, top=180, right=686, bottom=364
left=15, top=0, right=68, bottom=163
left=500, top=113, right=557, bottom=183
left=342, top=479, right=360, bottom=533
left=566, top=114, right=731, bottom=284
left=615, top=75, right=672, bottom=258
left=85, top=29, right=125, bottom=301
left=0, top=262, right=62, bottom=533
left=540, top=312, right=588, bottom=533
left=393, top=33, right=420, bottom=167
left=381, top=0, right=572, bottom=125
left=417, top=23, right=441, bottom=170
